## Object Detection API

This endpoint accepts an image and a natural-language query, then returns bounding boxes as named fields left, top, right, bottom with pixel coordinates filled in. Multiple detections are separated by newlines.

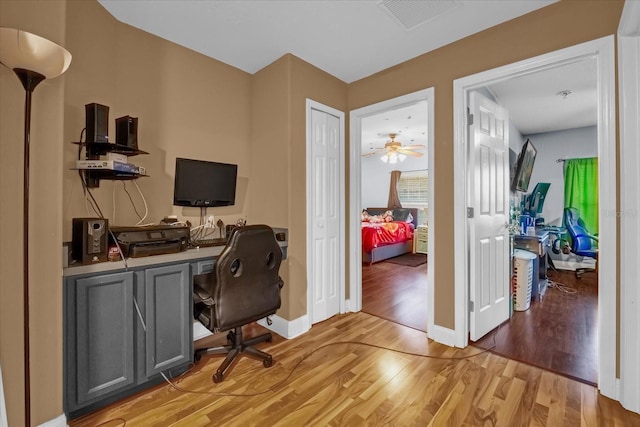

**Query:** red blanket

left=361, top=221, right=414, bottom=253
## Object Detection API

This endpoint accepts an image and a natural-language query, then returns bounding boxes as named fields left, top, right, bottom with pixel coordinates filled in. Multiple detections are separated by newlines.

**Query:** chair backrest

left=564, top=207, right=594, bottom=253
left=211, top=224, right=283, bottom=330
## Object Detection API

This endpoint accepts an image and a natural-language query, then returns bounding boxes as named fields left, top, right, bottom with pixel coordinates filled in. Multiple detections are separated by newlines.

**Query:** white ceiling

left=361, top=102, right=428, bottom=154
left=98, top=0, right=556, bottom=84
left=486, top=57, right=597, bottom=135
left=97, top=0, right=593, bottom=146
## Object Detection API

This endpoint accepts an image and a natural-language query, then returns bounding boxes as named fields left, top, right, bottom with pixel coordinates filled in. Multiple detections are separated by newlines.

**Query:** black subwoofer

left=116, top=115, right=138, bottom=149
left=72, top=218, right=109, bottom=264
left=85, top=103, right=109, bottom=144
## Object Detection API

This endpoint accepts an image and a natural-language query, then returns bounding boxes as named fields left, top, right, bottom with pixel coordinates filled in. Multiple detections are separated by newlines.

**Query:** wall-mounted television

left=173, top=157, right=237, bottom=207
left=511, top=138, right=537, bottom=192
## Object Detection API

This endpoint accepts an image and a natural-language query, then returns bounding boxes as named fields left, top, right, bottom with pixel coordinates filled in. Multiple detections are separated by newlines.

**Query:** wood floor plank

left=68, top=312, right=640, bottom=426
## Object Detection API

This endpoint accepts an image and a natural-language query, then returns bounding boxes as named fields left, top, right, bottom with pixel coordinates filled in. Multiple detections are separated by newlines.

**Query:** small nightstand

left=414, top=225, right=428, bottom=254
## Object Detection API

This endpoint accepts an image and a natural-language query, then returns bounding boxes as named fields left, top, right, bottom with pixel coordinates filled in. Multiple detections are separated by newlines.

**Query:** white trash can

left=512, top=249, right=536, bottom=311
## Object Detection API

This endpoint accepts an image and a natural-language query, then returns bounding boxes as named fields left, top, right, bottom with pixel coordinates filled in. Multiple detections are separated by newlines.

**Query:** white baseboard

left=193, top=321, right=213, bottom=341
left=258, top=314, right=309, bottom=339
left=428, top=324, right=459, bottom=348
left=194, top=313, right=309, bottom=342
left=37, top=413, right=67, bottom=427
left=0, top=364, right=6, bottom=427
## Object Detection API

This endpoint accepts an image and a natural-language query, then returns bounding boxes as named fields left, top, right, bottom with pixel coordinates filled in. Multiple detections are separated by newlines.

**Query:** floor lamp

left=0, top=27, right=71, bottom=426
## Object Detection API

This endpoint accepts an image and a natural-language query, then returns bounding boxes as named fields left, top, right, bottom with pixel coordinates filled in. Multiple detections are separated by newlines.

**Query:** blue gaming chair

left=563, top=207, right=598, bottom=278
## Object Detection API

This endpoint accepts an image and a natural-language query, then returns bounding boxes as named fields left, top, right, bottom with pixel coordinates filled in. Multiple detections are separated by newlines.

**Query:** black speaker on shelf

left=72, top=218, right=109, bottom=264
left=116, top=115, right=138, bottom=150
left=85, top=103, right=109, bottom=144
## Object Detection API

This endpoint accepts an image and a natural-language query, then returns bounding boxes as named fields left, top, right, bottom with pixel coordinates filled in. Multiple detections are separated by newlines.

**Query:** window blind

left=398, top=173, right=428, bottom=205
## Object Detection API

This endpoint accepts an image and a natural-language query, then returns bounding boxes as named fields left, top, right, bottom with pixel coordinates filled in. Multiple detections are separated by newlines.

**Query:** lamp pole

left=14, top=68, right=45, bottom=427
left=1, top=27, right=71, bottom=426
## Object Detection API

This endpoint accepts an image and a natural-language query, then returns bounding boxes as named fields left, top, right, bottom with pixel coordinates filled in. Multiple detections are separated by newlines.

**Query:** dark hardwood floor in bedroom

left=361, top=259, right=428, bottom=332
left=473, top=268, right=598, bottom=386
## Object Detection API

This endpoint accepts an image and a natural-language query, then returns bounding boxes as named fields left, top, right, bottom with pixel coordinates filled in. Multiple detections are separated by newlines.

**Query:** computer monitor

left=523, top=182, right=550, bottom=217
left=511, top=139, right=537, bottom=192
left=173, top=158, right=237, bottom=207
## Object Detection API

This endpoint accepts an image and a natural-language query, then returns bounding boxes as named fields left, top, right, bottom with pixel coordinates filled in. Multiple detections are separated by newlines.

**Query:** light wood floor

left=69, top=312, right=640, bottom=426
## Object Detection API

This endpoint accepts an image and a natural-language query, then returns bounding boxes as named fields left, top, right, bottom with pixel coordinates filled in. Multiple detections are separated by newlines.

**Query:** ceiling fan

left=362, top=133, right=426, bottom=163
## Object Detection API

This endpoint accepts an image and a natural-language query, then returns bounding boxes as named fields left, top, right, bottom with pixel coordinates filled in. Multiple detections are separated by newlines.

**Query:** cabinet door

left=75, top=272, right=135, bottom=404
left=144, top=263, right=192, bottom=377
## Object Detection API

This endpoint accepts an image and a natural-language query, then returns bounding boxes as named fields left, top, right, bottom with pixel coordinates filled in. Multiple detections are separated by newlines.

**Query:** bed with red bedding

left=362, top=208, right=418, bottom=265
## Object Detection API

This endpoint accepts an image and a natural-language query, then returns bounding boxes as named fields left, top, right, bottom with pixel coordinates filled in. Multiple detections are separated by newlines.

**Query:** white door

left=308, top=103, right=343, bottom=324
left=468, top=91, right=510, bottom=341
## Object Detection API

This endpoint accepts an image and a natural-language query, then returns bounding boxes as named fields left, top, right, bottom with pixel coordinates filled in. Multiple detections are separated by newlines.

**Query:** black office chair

left=193, top=224, right=284, bottom=383
left=564, top=207, right=598, bottom=279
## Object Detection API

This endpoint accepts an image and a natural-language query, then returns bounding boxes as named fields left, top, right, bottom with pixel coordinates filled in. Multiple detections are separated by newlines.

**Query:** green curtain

left=564, top=157, right=598, bottom=233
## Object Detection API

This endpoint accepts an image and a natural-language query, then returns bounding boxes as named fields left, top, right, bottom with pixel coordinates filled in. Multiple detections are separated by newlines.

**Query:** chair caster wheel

left=194, top=351, right=202, bottom=362
left=226, top=331, right=235, bottom=343
left=263, top=358, right=273, bottom=368
left=213, top=372, right=224, bottom=383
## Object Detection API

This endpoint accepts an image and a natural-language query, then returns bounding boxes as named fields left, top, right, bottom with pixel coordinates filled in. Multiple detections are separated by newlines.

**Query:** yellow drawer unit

left=414, top=225, right=428, bottom=254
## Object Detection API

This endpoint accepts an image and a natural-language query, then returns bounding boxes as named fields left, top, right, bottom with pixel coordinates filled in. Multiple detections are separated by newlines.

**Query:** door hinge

left=467, top=112, right=474, bottom=126
left=467, top=207, right=474, bottom=218
left=469, top=301, right=475, bottom=312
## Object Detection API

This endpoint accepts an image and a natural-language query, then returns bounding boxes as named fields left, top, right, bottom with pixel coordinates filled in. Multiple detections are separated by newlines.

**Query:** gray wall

left=361, top=154, right=428, bottom=209
left=523, top=126, right=597, bottom=225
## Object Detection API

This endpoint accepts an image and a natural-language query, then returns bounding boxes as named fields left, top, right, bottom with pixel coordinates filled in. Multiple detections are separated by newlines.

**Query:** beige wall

left=63, top=1, right=253, bottom=235
left=2, top=0, right=255, bottom=424
left=251, top=54, right=347, bottom=319
left=348, top=0, right=625, bottom=329
left=0, top=0, right=625, bottom=425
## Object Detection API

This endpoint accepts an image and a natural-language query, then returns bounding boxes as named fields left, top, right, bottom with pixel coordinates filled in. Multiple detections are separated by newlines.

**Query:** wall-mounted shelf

left=71, top=141, right=148, bottom=188
left=71, top=142, right=148, bottom=157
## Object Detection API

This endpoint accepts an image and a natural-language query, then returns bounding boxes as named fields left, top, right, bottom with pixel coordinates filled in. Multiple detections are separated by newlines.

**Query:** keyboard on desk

left=192, top=238, right=228, bottom=248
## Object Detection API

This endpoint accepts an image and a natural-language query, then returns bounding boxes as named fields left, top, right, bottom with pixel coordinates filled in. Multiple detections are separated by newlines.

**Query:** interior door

left=309, top=106, right=341, bottom=324
left=468, top=91, right=510, bottom=341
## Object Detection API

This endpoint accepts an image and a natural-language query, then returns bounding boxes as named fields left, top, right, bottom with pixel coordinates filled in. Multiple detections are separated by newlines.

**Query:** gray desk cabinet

left=64, top=262, right=192, bottom=419
left=142, top=264, right=191, bottom=377
left=63, top=239, right=287, bottom=419
left=74, top=271, right=135, bottom=405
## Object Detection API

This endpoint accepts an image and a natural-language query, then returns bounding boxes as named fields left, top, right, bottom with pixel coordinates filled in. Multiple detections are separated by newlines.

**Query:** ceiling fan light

left=398, top=153, right=407, bottom=162
left=389, top=152, right=398, bottom=164
left=380, top=154, right=389, bottom=163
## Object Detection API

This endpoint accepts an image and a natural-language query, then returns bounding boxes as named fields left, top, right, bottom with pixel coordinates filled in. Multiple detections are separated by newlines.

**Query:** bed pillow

left=392, top=208, right=413, bottom=223
left=362, top=210, right=386, bottom=223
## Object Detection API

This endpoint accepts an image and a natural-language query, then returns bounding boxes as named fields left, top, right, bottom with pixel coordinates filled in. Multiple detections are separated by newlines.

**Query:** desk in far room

left=512, top=229, right=550, bottom=301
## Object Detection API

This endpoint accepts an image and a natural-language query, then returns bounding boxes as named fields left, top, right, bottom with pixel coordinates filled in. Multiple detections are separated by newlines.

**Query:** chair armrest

left=193, top=285, right=214, bottom=306
left=193, top=271, right=216, bottom=306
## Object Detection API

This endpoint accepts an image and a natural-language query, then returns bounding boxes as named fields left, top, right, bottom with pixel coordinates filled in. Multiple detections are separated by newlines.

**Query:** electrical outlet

left=205, top=215, right=215, bottom=229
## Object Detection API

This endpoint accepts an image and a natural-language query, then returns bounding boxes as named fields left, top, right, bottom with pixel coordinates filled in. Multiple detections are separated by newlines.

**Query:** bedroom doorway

left=452, top=36, right=616, bottom=396
left=349, top=88, right=435, bottom=332
left=470, top=62, right=601, bottom=385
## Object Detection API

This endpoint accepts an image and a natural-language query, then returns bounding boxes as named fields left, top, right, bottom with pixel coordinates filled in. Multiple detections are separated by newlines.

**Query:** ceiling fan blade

left=361, top=150, right=385, bottom=157
left=397, top=149, right=423, bottom=157
left=404, top=144, right=427, bottom=149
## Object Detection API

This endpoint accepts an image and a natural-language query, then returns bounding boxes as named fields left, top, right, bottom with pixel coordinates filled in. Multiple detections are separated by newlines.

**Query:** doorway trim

left=452, top=36, right=616, bottom=397
left=618, top=0, right=640, bottom=413
left=348, top=88, right=435, bottom=328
